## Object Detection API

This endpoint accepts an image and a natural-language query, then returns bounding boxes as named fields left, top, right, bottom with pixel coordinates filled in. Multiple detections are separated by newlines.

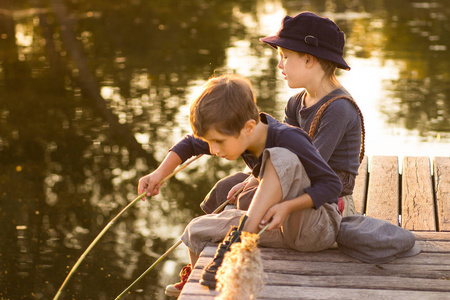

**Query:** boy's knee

left=261, top=147, right=310, bottom=199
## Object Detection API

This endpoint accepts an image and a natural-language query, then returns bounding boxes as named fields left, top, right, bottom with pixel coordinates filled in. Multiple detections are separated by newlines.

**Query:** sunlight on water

left=341, top=56, right=450, bottom=159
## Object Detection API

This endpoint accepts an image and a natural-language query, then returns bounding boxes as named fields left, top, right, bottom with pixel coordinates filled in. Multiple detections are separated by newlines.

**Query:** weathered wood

left=201, top=243, right=450, bottom=261
left=366, top=156, right=399, bottom=225
left=353, top=155, right=368, bottom=214
left=434, top=157, right=450, bottom=231
left=402, top=157, right=436, bottom=231
left=182, top=282, right=450, bottom=299
left=192, top=255, right=450, bottom=279
left=182, top=251, right=450, bottom=299
left=414, top=231, right=450, bottom=240
left=258, top=286, right=449, bottom=299
left=417, top=240, right=450, bottom=253
left=187, top=271, right=450, bottom=292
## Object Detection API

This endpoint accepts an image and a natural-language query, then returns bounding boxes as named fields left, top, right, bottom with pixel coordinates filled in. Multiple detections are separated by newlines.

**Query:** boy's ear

left=243, top=119, right=256, bottom=135
left=305, top=54, right=313, bottom=66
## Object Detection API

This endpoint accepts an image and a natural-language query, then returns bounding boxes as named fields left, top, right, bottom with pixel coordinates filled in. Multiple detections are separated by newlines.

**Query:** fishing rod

left=54, top=154, right=203, bottom=300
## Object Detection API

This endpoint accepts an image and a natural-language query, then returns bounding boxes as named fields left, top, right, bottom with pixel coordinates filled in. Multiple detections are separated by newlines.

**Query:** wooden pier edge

left=179, top=156, right=450, bottom=299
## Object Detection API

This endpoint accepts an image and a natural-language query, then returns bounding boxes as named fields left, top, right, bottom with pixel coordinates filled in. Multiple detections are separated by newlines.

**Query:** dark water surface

left=1, top=0, right=449, bottom=299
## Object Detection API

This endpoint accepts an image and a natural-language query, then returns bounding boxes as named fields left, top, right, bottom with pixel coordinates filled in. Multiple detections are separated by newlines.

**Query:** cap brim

left=259, top=35, right=350, bottom=71
left=396, top=243, right=421, bottom=259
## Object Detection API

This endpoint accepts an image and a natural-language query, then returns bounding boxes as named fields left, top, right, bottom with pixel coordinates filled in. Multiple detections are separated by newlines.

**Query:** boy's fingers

left=227, top=189, right=238, bottom=199
left=268, top=220, right=279, bottom=231
left=260, top=211, right=274, bottom=228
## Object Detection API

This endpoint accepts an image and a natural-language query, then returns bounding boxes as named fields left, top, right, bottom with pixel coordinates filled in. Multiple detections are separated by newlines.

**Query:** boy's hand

left=138, top=171, right=165, bottom=200
left=226, top=182, right=246, bottom=204
left=259, top=202, right=290, bottom=231
left=226, top=176, right=258, bottom=204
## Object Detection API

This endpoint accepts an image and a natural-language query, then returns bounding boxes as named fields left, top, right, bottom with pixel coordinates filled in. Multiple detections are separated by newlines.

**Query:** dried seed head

left=215, top=232, right=265, bottom=300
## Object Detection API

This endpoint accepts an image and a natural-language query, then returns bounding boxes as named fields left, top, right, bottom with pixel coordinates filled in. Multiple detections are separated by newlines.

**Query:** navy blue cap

left=260, top=12, right=350, bottom=70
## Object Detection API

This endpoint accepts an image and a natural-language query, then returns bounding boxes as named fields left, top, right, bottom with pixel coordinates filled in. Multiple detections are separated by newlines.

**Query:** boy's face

left=277, top=47, right=308, bottom=88
left=201, top=127, right=248, bottom=161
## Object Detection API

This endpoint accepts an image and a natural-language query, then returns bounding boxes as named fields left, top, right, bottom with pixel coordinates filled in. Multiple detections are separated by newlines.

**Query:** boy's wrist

left=284, top=194, right=314, bottom=213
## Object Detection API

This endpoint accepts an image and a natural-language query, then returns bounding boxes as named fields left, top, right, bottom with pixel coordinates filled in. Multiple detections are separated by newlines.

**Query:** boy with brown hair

left=139, top=73, right=343, bottom=295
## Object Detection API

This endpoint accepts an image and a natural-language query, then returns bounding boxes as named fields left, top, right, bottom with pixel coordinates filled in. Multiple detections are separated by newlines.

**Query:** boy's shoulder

left=322, top=94, right=360, bottom=120
left=263, top=112, right=311, bottom=140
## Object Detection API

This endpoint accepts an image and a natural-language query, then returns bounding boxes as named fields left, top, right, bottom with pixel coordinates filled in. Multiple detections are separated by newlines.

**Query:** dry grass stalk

left=215, top=232, right=264, bottom=300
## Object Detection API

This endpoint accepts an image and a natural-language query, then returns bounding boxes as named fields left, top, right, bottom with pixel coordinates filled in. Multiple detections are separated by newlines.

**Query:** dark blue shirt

left=170, top=113, right=342, bottom=208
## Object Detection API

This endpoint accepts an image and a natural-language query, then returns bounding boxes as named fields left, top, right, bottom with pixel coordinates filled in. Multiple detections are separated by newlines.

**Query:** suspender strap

left=308, top=95, right=365, bottom=163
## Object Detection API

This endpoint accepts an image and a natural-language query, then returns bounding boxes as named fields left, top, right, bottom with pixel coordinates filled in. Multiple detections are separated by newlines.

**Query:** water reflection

left=0, top=0, right=449, bottom=299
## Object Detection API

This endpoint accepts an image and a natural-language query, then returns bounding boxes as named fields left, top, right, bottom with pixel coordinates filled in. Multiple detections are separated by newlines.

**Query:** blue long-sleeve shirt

left=170, top=113, right=342, bottom=209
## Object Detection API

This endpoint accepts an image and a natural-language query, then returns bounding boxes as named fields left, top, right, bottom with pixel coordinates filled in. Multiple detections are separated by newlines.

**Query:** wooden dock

left=179, top=156, right=450, bottom=299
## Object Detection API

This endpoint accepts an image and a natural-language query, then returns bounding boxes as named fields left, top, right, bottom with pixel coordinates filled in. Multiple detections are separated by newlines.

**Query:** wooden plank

left=182, top=265, right=450, bottom=299
left=193, top=256, right=450, bottom=279
left=201, top=244, right=450, bottom=262
left=182, top=281, right=450, bottom=299
left=263, top=273, right=450, bottom=292
left=257, top=286, right=449, bottom=299
left=353, top=155, right=368, bottom=214
left=401, top=157, right=436, bottom=231
left=414, top=231, right=450, bottom=241
left=186, top=271, right=450, bottom=292
left=366, top=156, right=399, bottom=225
left=434, top=157, right=450, bottom=231
left=417, top=240, right=450, bottom=253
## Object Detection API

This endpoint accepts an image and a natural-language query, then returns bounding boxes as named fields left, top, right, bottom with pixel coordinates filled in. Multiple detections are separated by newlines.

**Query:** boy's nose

left=209, top=144, right=219, bottom=156
left=277, top=60, right=283, bottom=69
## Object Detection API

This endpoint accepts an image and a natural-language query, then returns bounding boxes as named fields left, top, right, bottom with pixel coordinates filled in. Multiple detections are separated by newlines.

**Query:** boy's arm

left=260, top=193, right=314, bottom=231
left=281, top=129, right=342, bottom=209
left=311, top=100, right=358, bottom=162
left=139, top=135, right=211, bottom=199
left=169, top=134, right=211, bottom=163
left=138, top=151, right=182, bottom=198
left=283, top=94, right=302, bottom=127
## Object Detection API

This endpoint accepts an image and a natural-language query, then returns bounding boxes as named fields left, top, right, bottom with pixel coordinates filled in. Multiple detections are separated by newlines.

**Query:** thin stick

left=258, top=223, right=270, bottom=236
left=115, top=184, right=246, bottom=299
left=54, top=154, right=203, bottom=300
left=115, top=239, right=182, bottom=299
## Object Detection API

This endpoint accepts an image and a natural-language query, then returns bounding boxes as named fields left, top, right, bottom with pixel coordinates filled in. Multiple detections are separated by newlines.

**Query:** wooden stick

left=54, top=154, right=203, bottom=300
left=115, top=183, right=247, bottom=299
left=258, top=223, right=270, bottom=236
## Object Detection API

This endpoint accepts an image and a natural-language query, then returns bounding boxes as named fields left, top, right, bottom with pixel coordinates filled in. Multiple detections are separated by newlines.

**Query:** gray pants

left=181, top=147, right=341, bottom=255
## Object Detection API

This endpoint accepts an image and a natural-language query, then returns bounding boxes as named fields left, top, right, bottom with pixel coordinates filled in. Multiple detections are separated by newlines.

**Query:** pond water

left=1, top=0, right=449, bottom=299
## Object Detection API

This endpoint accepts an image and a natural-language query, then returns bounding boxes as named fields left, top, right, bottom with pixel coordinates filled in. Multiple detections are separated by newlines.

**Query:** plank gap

left=431, top=166, right=440, bottom=232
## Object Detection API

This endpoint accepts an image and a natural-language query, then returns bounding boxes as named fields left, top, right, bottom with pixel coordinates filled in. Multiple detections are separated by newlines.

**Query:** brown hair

left=316, top=57, right=338, bottom=82
left=190, top=74, right=259, bottom=138
left=302, top=52, right=338, bottom=82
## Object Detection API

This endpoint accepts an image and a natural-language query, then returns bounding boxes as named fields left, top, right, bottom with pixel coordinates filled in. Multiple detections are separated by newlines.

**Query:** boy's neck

left=246, top=120, right=268, bottom=158
left=304, top=79, right=341, bottom=108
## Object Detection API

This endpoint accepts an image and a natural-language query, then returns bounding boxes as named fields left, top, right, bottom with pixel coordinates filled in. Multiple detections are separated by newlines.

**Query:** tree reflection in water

left=0, top=0, right=449, bottom=299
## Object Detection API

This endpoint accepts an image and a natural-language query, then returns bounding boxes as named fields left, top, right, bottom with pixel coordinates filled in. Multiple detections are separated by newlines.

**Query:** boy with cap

left=139, top=73, right=343, bottom=295
left=202, top=11, right=363, bottom=219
